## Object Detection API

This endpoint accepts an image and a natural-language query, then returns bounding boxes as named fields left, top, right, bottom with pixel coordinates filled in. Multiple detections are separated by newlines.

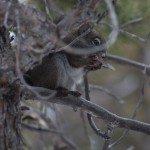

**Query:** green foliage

left=117, top=0, right=150, bottom=24
left=55, top=0, right=76, bottom=11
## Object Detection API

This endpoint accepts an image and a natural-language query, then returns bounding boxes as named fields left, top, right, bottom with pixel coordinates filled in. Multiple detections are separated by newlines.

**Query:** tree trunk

left=0, top=26, right=22, bottom=150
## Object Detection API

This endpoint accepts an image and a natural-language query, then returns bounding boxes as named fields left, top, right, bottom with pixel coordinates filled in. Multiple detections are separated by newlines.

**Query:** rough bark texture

left=0, top=26, right=22, bottom=150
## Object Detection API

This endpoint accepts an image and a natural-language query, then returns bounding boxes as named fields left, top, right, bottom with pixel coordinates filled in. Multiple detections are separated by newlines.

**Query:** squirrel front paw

left=86, top=54, right=102, bottom=71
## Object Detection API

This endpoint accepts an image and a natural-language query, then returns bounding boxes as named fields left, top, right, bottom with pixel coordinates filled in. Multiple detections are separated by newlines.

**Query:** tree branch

left=29, top=94, right=150, bottom=136
left=107, top=53, right=150, bottom=74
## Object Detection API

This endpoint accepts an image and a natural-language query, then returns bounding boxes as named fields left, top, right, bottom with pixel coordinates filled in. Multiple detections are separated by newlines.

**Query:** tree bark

left=0, top=26, right=22, bottom=150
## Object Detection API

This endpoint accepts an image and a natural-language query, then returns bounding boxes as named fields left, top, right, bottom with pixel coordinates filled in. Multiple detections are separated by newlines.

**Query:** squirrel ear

left=78, top=22, right=94, bottom=35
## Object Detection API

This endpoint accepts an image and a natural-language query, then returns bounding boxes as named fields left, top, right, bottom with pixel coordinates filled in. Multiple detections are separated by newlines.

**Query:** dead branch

left=25, top=94, right=150, bottom=136
left=107, top=53, right=150, bottom=74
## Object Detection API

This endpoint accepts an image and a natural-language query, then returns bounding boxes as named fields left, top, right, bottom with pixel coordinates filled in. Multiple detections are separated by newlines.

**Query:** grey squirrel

left=24, top=22, right=106, bottom=97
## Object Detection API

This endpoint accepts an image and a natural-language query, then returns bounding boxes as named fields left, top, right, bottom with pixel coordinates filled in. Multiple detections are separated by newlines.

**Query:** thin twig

left=101, top=20, right=146, bottom=43
left=84, top=75, right=109, bottom=139
left=61, top=136, right=80, bottom=150
left=22, top=122, right=62, bottom=134
left=3, top=0, right=12, bottom=27
left=102, top=125, right=114, bottom=150
left=82, top=75, right=96, bottom=145
left=119, top=29, right=146, bottom=43
left=43, top=0, right=53, bottom=21
left=107, top=53, right=150, bottom=75
left=89, top=84, right=124, bottom=103
left=97, top=0, right=118, bottom=24
left=121, top=18, right=143, bottom=29
left=80, top=110, right=91, bottom=143
left=104, top=0, right=119, bottom=48
left=96, top=10, right=109, bottom=24
left=131, top=68, right=146, bottom=118
left=109, top=68, right=146, bottom=149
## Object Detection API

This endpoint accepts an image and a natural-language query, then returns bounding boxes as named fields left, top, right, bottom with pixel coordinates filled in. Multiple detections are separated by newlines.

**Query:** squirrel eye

left=92, top=38, right=101, bottom=46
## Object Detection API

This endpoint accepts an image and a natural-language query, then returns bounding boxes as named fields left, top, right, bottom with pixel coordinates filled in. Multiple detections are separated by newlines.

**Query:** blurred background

left=21, top=0, right=150, bottom=150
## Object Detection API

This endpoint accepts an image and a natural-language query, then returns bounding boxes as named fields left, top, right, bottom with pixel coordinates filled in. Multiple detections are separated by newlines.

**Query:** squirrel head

left=62, top=21, right=106, bottom=56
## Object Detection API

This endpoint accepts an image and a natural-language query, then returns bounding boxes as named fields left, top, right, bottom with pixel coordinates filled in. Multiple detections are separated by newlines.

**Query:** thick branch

left=38, top=95, right=150, bottom=135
